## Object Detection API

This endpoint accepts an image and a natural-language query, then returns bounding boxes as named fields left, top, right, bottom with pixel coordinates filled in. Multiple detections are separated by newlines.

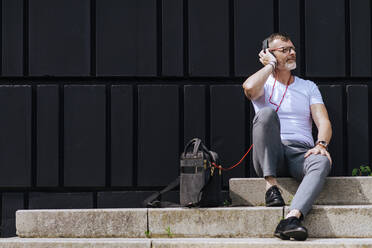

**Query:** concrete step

left=0, top=238, right=151, bottom=248
left=296, top=205, right=372, bottom=238
left=152, top=238, right=372, bottom=247
left=2, top=238, right=372, bottom=248
left=16, top=209, right=148, bottom=238
left=148, top=207, right=281, bottom=238
left=16, top=206, right=372, bottom=238
left=230, top=177, right=372, bottom=206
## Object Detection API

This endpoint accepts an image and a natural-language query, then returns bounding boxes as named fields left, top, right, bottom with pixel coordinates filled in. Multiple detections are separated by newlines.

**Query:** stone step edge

left=2, top=238, right=372, bottom=248
left=155, top=238, right=372, bottom=247
left=229, top=177, right=372, bottom=206
left=16, top=206, right=372, bottom=239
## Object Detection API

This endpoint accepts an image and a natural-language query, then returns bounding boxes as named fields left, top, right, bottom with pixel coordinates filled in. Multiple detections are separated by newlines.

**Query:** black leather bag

left=144, top=138, right=222, bottom=207
left=180, top=138, right=222, bottom=207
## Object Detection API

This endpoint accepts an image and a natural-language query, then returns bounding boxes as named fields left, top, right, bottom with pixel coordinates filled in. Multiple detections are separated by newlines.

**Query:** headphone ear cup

left=262, top=38, right=277, bottom=58
left=262, top=38, right=269, bottom=52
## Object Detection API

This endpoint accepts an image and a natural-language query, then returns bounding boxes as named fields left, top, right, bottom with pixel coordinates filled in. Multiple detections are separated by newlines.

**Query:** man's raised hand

left=259, top=49, right=277, bottom=69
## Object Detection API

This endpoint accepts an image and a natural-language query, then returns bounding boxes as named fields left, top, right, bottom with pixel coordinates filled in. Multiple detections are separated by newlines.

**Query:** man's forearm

left=242, top=64, right=273, bottom=100
left=316, top=120, right=332, bottom=145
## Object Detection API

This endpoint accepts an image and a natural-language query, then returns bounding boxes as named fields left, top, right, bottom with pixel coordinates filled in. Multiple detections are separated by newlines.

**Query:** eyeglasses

left=270, top=46, right=296, bottom=54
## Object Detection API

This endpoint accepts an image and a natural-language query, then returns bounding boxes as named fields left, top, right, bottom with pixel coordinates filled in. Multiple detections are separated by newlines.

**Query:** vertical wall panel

left=318, top=85, right=344, bottom=176
left=1, top=193, right=24, bottom=237
left=0, top=86, right=31, bottom=187
left=2, top=0, right=23, bottom=76
left=64, top=85, right=106, bottom=187
left=305, top=0, right=345, bottom=77
left=279, top=0, right=302, bottom=76
left=347, top=85, right=368, bottom=175
left=37, top=85, right=59, bottom=186
left=350, top=0, right=371, bottom=77
left=235, top=0, right=274, bottom=77
left=96, top=0, right=157, bottom=76
left=29, top=0, right=90, bottom=76
left=184, top=85, right=206, bottom=145
left=189, top=0, right=229, bottom=76
left=210, top=85, right=246, bottom=186
left=162, top=0, right=183, bottom=76
left=29, top=192, right=93, bottom=209
left=111, top=85, right=133, bottom=187
left=138, top=85, right=179, bottom=186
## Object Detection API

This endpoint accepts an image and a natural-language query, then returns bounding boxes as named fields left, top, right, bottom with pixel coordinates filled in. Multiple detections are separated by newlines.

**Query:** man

left=242, top=33, right=332, bottom=241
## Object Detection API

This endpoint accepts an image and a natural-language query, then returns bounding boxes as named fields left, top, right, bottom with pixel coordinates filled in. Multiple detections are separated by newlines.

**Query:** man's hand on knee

left=304, top=146, right=332, bottom=165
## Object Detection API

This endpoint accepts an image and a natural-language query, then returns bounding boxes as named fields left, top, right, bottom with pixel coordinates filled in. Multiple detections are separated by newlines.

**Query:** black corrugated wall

left=0, top=0, right=370, bottom=236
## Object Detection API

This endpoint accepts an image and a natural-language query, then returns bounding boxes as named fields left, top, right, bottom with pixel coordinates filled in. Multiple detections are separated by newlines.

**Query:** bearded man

left=242, top=33, right=332, bottom=241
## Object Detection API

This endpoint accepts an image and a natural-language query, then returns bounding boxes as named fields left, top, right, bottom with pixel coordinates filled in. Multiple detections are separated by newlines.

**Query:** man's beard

left=285, top=61, right=297, bottom=70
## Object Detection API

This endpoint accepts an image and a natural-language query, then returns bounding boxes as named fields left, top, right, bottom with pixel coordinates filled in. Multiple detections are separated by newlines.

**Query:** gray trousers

left=252, top=107, right=331, bottom=217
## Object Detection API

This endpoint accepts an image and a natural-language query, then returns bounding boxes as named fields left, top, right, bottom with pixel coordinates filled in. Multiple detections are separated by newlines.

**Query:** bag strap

left=143, top=177, right=180, bottom=207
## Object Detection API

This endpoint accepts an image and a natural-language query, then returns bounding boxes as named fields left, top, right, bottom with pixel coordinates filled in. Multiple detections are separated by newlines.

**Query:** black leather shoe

left=265, top=185, right=285, bottom=207
left=274, top=216, right=308, bottom=241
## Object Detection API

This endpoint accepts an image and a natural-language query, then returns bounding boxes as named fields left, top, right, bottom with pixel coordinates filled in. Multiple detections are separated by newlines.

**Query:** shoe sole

left=282, top=229, right=308, bottom=241
left=274, top=232, right=290, bottom=240
left=266, top=200, right=285, bottom=207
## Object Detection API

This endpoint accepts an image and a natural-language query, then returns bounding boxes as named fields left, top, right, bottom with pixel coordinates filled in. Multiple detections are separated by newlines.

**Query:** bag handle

left=184, top=138, right=216, bottom=163
left=183, top=138, right=202, bottom=156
